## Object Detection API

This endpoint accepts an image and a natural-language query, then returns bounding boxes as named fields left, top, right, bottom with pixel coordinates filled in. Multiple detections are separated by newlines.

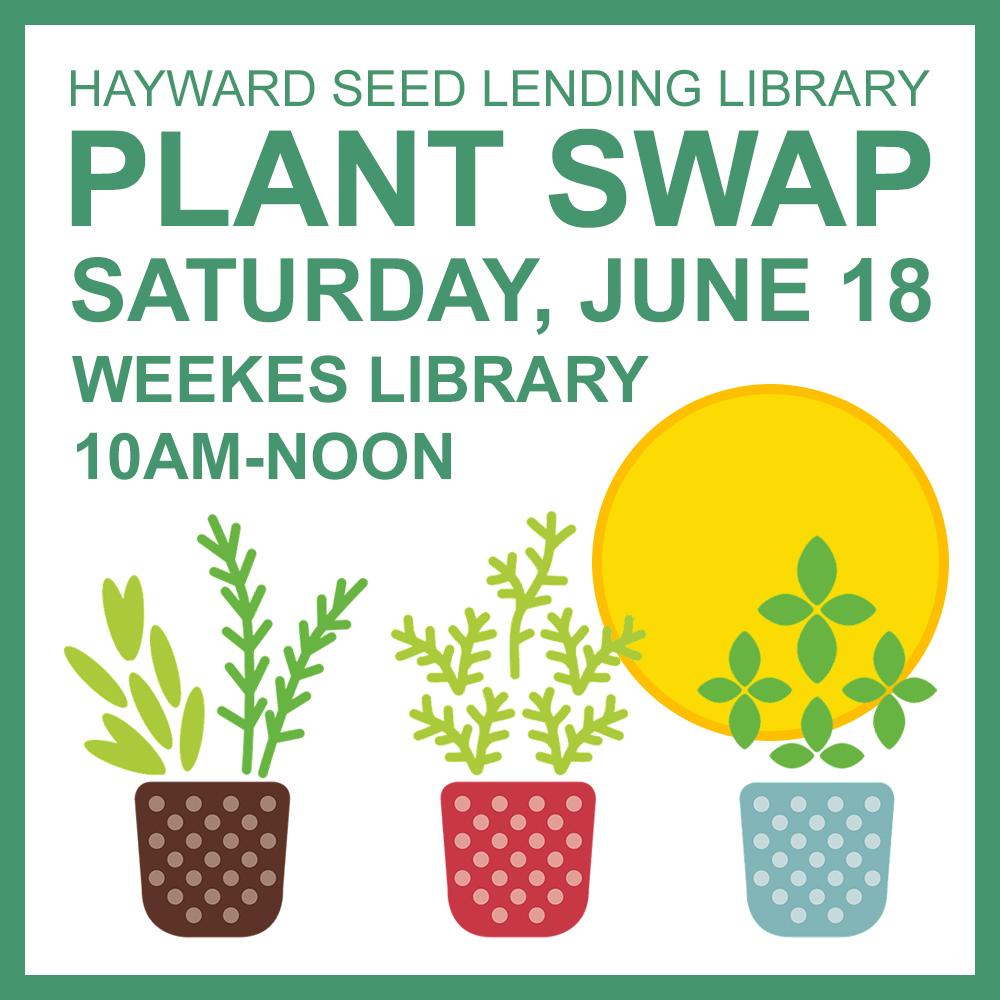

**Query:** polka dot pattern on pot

left=740, top=783, right=893, bottom=937
left=135, top=782, right=289, bottom=937
left=441, top=782, right=595, bottom=937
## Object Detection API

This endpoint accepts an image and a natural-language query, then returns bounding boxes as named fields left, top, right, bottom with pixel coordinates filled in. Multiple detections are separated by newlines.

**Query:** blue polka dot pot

left=740, top=783, right=893, bottom=937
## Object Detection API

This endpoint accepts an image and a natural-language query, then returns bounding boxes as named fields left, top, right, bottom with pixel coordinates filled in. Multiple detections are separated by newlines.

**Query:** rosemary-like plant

left=197, top=515, right=272, bottom=774
left=258, top=580, right=367, bottom=778
left=199, top=515, right=367, bottom=777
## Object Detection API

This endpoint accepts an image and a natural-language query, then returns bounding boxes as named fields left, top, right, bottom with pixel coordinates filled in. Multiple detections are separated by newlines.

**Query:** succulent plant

left=67, top=576, right=204, bottom=775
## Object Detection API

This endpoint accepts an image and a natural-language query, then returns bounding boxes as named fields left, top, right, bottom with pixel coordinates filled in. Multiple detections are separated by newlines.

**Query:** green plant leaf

left=748, top=677, right=792, bottom=703
left=84, top=739, right=165, bottom=775
left=179, top=687, right=205, bottom=771
left=698, top=677, right=740, bottom=703
left=894, top=677, right=937, bottom=703
left=465, top=687, right=516, bottom=772
left=728, top=694, right=760, bottom=749
left=728, top=631, right=760, bottom=685
left=545, top=610, right=644, bottom=696
left=873, top=693, right=905, bottom=748
left=64, top=646, right=127, bottom=707
left=102, top=576, right=144, bottom=661
left=87, top=714, right=165, bottom=774
left=822, top=594, right=876, bottom=625
left=797, top=537, right=837, bottom=604
left=149, top=626, right=182, bottom=708
left=820, top=743, right=864, bottom=768
left=128, top=673, right=172, bottom=749
left=797, top=615, right=837, bottom=682
left=801, top=696, right=833, bottom=752
left=770, top=743, right=814, bottom=768
left=758, top=594, right=812, bottom=625
left=873, top=632, right=906, bottom=685
left=842, top=677, right=886, bottom=702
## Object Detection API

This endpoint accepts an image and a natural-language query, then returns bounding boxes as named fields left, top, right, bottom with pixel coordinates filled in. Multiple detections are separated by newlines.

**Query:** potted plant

left=66, top=515, right=366, bottom=936
left=392, top=513, right=644, bottom=937
left=591, top=385, right=947, bottom=939
left=697, top=536, right=936, bottom=935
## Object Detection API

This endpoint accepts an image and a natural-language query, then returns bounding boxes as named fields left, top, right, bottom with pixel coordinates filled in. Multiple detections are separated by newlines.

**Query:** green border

left=7, top=1, right=991, bottom=991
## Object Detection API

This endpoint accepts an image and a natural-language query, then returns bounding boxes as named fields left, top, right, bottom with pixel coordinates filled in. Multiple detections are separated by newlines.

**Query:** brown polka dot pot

left=135, top=782, right=289, bottom=936
left=441, top=781, right=595, bottom=937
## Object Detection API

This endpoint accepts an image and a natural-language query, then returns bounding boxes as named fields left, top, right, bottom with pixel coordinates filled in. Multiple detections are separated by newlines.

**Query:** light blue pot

left=740, top=783, right=893, bottom=937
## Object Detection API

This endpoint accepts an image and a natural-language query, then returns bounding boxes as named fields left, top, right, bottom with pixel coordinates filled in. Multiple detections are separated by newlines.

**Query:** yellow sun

left=592, top=385, right=948, bottom=740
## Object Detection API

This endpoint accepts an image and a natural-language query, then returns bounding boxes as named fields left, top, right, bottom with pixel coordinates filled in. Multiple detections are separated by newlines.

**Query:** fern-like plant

left=393, top=513, right=644, bottom=776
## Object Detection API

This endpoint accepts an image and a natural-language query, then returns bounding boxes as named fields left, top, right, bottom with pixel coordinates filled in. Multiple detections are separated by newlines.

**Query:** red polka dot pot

left=441, top=781, right=595, bottom=937
left=134, top=781, right=289, bottom=937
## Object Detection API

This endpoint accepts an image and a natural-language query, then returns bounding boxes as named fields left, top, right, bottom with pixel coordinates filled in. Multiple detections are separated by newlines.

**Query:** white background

left=25, top=25, right=974, bottom=974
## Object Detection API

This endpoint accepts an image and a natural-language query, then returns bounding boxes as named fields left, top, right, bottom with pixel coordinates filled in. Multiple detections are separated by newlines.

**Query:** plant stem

left=257, top=726, right=280, bottom=778
left=221, top=548, right=258, bottom=775
left=199, top=516, right=272, bottom=776
left=509, top=608, right=525, bottom=681
left=258, top=634, right=315, bottom=778
left=509, top=537, right=556, bottom=681
left=237, top=622, right=255, bottom=771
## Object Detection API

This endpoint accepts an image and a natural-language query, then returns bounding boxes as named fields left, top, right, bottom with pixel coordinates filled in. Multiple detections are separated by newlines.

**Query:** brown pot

left=135, top=781, right=289, bottom=937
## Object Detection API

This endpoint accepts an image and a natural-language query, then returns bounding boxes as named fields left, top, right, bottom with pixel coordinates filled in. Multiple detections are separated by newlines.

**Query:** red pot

left=441, top=781, right=595, bottom=937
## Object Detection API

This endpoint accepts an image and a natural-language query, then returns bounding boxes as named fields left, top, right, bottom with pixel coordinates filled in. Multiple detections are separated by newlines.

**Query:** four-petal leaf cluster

left=758, top=537, right=876, bottom=683
left=842, top=632, right=937, bottom=748
left=698, top=632, right=790, bottom=748
left=698, top=535, right=938, bottom=769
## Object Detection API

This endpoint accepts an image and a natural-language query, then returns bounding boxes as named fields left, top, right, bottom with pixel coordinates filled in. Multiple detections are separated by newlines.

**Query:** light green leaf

left=728, top=631, right=760, bottom=685
left=797, top=537, right=837, bottom=604
left=801, top=696, right=833, bottom=752
left=128, top=673, right=172, bottom=749
left=698, top=677, right=740, bottom=703
left=102, top=576, right=144, bottom=661
left=873, top=693, right=905, bottom=748
left=179, top=687, right=205, bottom=771
left=149, top=626, right=182, bottom=708
left=770, top=743, right=814, bottom=768
left=894, top=677, right=937, bottom=703
left=65, top=646, right=127, bottom=707
left=842, top=677, right=886, bottom=702
left=748, top=677, right=792, bottom=703
left=758, top=594, right=812, bottom=625
left=822, top=594, right=876, bottom=625
left=798, top=615, right=837, bottom=682
left=87, top=714, right=165, bottom=774
left=820, top=743, right=864, bottom=768
left=873, top=632, right=906, bottom=686
left=728, top=694, right=760, bottom=749
left=85, top=740, right=166, bottom=775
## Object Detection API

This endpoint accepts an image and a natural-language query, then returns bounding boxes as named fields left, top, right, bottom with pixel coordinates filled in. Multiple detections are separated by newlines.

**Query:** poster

left=18, top=8, right=982, bottom=982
